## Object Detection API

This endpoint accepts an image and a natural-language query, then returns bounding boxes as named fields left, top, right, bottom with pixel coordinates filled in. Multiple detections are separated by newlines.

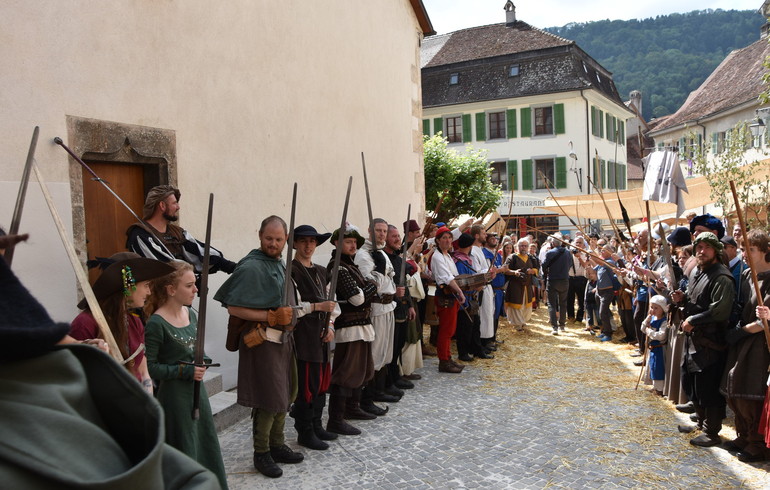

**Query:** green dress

left=145, top=309, right=228, bottom=489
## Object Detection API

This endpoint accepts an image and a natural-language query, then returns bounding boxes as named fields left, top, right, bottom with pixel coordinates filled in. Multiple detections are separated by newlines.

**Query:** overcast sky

left=421, top=0, right=763, bottom=34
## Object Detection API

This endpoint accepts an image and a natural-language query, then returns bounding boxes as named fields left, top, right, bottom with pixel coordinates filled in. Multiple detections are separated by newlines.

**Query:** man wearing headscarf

left=672, top=232, right=734, bottom=448
left=126, top=185, right=235, bottom=279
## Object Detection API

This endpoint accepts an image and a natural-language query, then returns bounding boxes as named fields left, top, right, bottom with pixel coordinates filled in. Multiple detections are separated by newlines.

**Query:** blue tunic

left=648, top=317, right=666, bottom=381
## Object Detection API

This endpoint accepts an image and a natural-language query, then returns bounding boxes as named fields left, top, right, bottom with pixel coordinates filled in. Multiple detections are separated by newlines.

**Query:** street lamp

left=749, top=114, right=765, bottom=148
left=568, top=140, right=582, bottom=192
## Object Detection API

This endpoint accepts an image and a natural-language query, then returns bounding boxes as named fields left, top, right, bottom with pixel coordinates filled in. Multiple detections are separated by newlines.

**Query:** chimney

left=504, top=1, right=516, bottom=26
left=630, top=90, right=642, bottom=117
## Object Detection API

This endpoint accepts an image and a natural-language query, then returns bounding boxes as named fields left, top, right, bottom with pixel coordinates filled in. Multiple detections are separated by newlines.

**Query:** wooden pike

left=528, top=223, right=621, bottom=274
left=590, top=149, right=625, bottom=241
left=729, top=180, right=770, bottom=351
left=421, top=189, right=447, bottom=238
left=33, top=162, right=123, bottom=362
left=538, top=170, right=586, bottom=236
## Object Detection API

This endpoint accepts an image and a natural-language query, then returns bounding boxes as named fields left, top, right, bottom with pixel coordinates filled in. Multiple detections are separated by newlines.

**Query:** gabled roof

left=422, top=21, right=572, bottom=68
left=409, top=0, right=435, bottom=36
left=650, top=37, right=770, bottom=134
left=421, top=21, right=627, bottom=110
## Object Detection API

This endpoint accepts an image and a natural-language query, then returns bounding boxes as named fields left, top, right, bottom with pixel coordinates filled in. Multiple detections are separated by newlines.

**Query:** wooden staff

left=529, top=223, right=621, bottom=274
left=421, top=189, right=447, bottom=237
left=589, top=149, right=625, bottom=241
left=635, top=336, right=650, bottom=390
left=729, top=180, right=770, bottom=351
left=494, top=184, right=516, bottom=256
left=613, top=131, right=634, bottom=239
left=538, top=170, right=586, bottom=236
left=33, top=163, right=123, bottom=362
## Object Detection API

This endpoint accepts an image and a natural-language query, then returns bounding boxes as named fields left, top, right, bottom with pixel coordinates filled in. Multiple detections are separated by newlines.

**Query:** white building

left=421, top=2, right=633, bottom=238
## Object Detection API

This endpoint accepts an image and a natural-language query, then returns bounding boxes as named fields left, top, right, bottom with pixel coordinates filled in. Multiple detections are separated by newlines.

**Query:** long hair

left=144, top=261, right=193, bottom=316
left=96, top=292, right=131, bottom=363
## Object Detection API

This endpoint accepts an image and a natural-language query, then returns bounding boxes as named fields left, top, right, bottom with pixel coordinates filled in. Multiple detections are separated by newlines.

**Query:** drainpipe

left=580, top=89, right=591, bottom=196
left=580, top=89, right=592, bottom=233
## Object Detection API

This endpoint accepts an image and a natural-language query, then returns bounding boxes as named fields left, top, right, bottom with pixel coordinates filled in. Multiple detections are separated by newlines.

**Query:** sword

left=283, top=183, right=298, bottom=307
left=361, top=152, right=377, bottom=250
left=399, top=204, right=411, bottom=288
left=322, top=176, right=353, bottom=337
left=5, top=127, right=39, bottom=267
left=190, top=193, right=215, bottom=419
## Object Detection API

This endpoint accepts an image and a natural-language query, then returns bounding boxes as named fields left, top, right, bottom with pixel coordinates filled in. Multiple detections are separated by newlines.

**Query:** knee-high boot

left=326, top=393, right=361, bottom=436
left=344, top=387, right=376, bottom=420
left=312, top=394, right=338, bottom=441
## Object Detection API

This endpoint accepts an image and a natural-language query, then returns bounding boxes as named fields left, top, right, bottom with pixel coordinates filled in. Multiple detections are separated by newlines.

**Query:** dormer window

left=449, top=73, right=459, bottom=85
left=508, top=65, right=520, bottom=77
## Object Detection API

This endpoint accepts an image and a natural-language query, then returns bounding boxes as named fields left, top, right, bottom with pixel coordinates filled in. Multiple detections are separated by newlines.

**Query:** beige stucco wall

left=1, top=0, right=426, bottom=388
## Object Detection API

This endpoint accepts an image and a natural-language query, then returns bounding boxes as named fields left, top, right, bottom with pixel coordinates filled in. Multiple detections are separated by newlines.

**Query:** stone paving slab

left=218, top=310, right=770, bottom=489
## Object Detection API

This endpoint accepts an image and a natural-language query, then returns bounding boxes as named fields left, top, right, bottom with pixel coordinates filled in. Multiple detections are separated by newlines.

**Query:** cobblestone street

left=219, top=309, right=770, bottom=489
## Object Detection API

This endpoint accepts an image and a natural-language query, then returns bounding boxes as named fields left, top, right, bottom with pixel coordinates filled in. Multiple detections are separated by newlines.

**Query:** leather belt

left=376, top=294, right=395, bottom=304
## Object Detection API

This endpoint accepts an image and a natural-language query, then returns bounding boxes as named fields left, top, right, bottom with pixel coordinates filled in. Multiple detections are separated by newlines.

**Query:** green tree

left=423, top=133, right=502, bottom=223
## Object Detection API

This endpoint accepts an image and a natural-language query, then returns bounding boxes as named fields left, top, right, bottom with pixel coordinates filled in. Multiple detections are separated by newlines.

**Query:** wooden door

left=82, top=162, right=145, bottom=283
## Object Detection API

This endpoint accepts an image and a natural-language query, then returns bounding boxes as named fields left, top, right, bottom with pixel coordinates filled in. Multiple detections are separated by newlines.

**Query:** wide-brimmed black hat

left=690, top=213, right=725, bottom=239
left=293, top=225, right=331, bottom=246
left=77, top=255, right=175, bottom=309
left=0, top=236, right=71, bottom=362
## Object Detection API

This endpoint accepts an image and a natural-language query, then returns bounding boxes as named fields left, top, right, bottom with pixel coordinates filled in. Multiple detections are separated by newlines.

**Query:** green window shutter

left=679, top=137, right=685, bottom=157
left=462, top=114, right=472, bottom=143
left=599, top=110, right=605, bottom=138
left=507, top=160, right=518, bottom=190
left=605, top=113, right=611, bottom=141
left=555, top=157, right=567, bottom=189
left=697, top=133, right=702, bottom=153
left=422, top=119, right=430, bottom=136
left=522, top=159, right=533, bottom=190
left=711, top=132, right=718, bottom=152
left=506, top=109, right=517, bottom=138
left=619, top=119, right=625, bottom=142
left=554, top=103, right=565, bottom=134
left=620, top=165, right=628, bottom=190
left=433, top=117, right=443, bottom=135
left=475, top=113, right=486, bottom=141
left=520, top=107, right=532, bottom=137
left=591, top=106, right=597, bottom=136
left=600, top=159, right=606, bottom=188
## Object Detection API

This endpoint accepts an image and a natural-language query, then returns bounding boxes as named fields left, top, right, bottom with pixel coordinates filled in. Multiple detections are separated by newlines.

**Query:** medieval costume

left=214, top=245, right=300, bottom=478
left=676, top=233, right=734, bottom=447
left=289, top=225, right=339, bottom=450
left=326, top=226, right=377, bottom=434
left=725, top=270, right=770, bottom=461
left=126, top=185, right=235, bottom=277
left=145, top=308, right=228, bottom=488
left=504, top=251, right=536, bottom=330
left=0, top=238, right=219, bottom=489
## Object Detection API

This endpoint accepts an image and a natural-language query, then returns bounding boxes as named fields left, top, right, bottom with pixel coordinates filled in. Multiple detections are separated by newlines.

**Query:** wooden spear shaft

left=33, top=163, right=123, bottom=362
left=538, top=170, right=586, bottom=236
left=729, top=181, right=770, bottom=351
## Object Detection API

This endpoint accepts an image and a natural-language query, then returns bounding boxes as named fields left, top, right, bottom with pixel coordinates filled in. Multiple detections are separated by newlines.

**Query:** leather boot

left=293, top=400, right=328, bottom=450
left=374, top=369, right=401, bottom=402
left=344, top=388, right=376, bottom=420
left=326, top=394, right=361, bottom=435
left=449, top=358, right=465, bottom=371
left=312, top=395, right=338, bottom=441
left=438, top=359, right=462, bottom=373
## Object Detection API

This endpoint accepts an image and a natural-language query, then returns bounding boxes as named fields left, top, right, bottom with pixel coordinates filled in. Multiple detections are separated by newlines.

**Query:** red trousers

left=435, top=297, right=459, bottom=361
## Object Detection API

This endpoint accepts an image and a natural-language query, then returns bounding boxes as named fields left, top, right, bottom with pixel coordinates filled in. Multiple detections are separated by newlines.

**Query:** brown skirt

left=331, top=340, right=374, bottom=391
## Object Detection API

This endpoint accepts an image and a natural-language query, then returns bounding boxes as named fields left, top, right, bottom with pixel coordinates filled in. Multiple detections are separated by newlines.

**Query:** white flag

left=642, top=150, right=688, bottom=218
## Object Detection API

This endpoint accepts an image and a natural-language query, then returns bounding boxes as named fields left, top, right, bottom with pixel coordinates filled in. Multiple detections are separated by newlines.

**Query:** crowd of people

left=3, top=183, right=770, bottom=485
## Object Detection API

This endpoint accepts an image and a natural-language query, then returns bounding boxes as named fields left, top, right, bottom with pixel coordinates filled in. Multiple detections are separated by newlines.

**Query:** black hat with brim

left=77, top=257, right=176, bottom=310
left=293, top=225, right=331, bottom=246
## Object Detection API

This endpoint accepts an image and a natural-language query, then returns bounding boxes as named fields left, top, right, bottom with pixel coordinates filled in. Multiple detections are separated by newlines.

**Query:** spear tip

left=53, top=137, right=63, bottom=145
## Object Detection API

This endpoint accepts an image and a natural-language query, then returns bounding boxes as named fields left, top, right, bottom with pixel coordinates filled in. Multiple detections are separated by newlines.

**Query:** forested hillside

left=546, top=9, right=766, bottom=120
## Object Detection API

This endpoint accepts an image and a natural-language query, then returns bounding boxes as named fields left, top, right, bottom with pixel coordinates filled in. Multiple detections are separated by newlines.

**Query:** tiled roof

left=625, top=133, right=653, bottom=180
left=421, top=21, right=625, bottom=108
left=650, top=38, right=770, bottom=133
left=423, top=21, right=572, bottom=68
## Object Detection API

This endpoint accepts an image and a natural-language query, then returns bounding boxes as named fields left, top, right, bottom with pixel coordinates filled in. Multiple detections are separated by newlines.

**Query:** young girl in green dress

left=145, top=261, right=228, bottom=489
